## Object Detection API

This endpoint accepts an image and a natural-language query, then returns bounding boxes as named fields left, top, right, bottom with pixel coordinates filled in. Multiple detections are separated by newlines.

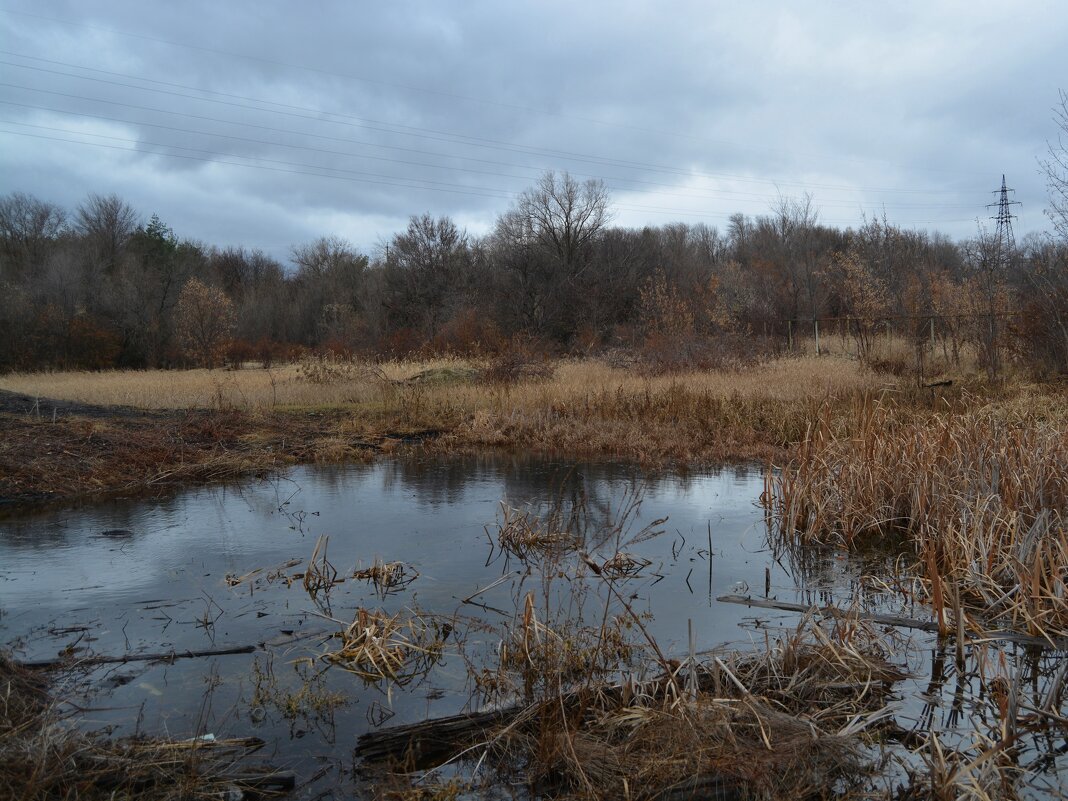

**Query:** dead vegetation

left=362, top=494, right=915, bottom=801
left=0, top=654, right=293, bottom=800
left=496, top=503, right=580, bottom=560
left=0, top=354, right=889, bottom=503
left=353, top=558, right=419, bottom=597
left=320, top=608, right=447, bottom=689
left=766, top=392, right=1068, bottom=639
left=362, top=615, right=909, bottom=801
left=0, top=402, right=426, bottom=505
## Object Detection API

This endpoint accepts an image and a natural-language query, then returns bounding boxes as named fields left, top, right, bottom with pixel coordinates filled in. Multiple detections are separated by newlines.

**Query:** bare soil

left=0, top=389, right=438, bottom=507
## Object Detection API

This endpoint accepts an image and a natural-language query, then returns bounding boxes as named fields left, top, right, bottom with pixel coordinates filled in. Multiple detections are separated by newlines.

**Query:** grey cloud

left=0, top=0, right=1063, bottom=264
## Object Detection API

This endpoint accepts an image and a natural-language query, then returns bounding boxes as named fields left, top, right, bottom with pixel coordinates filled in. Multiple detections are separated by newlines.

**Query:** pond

left=1, top=454, right=1065, bottom=798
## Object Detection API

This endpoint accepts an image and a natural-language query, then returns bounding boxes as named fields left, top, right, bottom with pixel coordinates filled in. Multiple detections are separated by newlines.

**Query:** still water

left=1, top=454, right=1064, bottom=797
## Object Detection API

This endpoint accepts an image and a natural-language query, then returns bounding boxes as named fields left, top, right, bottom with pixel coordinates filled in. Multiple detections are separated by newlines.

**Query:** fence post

left=814, top=319, right=820, bottom=356
left=787, top=320, right=793, bottom=351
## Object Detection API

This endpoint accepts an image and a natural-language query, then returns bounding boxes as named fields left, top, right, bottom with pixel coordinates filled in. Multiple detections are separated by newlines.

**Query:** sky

left=0, top=1, right=1064, bottom=264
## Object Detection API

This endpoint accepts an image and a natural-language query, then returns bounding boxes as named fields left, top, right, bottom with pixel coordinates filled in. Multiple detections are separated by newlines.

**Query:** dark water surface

left=1, top=454, right=1064, bottom=797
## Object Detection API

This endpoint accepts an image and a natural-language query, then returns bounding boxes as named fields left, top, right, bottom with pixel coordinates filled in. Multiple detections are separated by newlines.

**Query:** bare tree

left=75, top=193, right=139, bottom=273
left=494, top=171, right=611, bottom=338
left=1042, top=89, right=1068, bottom=241
left=175, top=277, right=236, bottom=367
left=769, top=192, right=826, bottom=330
left=384, top=214, right=469, bottom=337
left=290, top=236, right=367, bottom=345
left=519, top=171, right=611, bottom=275
left=0, top=192, right=67, bottom=279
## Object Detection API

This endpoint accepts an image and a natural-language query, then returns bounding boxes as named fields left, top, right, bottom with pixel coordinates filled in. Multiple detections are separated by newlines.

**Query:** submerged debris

left=599, top=551, right=651, bottom=578
left=360, top=616, right=908, bottom=800
left=320, top=608, right=446, bottom=687
left=496, top=504, right=578, bottom=560
left=0, top=653, right=293, bottom=800
left=353, top=558, right=419, bottom=597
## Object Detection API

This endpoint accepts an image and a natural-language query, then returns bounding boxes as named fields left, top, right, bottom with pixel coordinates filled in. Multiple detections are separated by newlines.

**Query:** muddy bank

left=0, top=386, right=792, bottom=509
left=0, top=390, right=439, bottom=507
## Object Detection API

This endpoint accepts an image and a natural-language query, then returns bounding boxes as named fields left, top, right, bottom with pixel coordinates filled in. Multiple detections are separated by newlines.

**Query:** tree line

left=1, top=170, right=1067, bottom=377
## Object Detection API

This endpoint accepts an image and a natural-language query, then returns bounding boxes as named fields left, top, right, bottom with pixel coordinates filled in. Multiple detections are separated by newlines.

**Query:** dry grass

left=767, top=391, right=1068, bottom=639
left=1, top=654, right=291, bottom=801
left=353, top=559, right=419, bottom=597
left=0, top=354, right=882, bottom=410
left=0, top=355, right=896, bottom=501
left=381, top=616, right=906, bottom=801
left=0, top=406, right=393, bottom=504
left=496, top=504, right=580, bottom=560
left=320, top=608, right=446, bottom=687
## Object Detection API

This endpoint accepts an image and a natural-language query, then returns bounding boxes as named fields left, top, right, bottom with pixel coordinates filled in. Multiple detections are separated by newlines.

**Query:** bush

left=636, top=331, right=775, bottom=376
left=482, top=335, right=555, bottom=384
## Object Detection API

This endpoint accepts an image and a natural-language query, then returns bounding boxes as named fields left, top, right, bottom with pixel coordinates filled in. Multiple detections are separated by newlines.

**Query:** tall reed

left=767, top=394, right=1068, bottom=638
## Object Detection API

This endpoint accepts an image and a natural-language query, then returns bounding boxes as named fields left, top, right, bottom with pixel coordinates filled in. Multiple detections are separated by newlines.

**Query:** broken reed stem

left=767, top=398, right=1068, bottom=639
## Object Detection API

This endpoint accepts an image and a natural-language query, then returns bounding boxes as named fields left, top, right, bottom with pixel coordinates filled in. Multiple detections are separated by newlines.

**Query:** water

left=1, top=454, right=1064, bottom=797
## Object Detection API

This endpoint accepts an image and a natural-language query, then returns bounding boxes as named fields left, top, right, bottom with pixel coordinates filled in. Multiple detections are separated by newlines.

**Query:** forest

left=2, top=169, right=1067, bottom=379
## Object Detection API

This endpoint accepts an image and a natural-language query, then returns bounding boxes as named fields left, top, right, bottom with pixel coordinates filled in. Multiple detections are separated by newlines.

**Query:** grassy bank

left=2, top=353, right=1064, bottom=507
left=0, top=354, right=882, bottom=504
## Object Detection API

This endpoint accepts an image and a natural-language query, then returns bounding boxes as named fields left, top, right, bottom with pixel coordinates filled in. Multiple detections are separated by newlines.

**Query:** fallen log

left=357, top=667, right=707, bottom=768
left=18, top=626, right=334, bottom=670
left=716, top=594, right=1068, bottom=650
left=356, top=706, right=514, bottom=765
left=19, top=644, right=258, bottom=670
left=230, top=769, right=297, bottom=791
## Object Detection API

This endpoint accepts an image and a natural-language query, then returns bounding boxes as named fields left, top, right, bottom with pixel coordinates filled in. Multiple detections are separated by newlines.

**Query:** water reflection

left=0, top=454, right=1063, bottom=798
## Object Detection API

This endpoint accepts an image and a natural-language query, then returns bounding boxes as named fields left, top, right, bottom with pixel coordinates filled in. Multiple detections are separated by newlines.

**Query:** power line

left=0, top=125, right=977, bottom=226
left=0, top=58, right=982, bottom=197
left=0, top=127, right=517, bottom=201
left=0, top=99, right=982, bottom=213
left=0, top=9, right=991, bottom=177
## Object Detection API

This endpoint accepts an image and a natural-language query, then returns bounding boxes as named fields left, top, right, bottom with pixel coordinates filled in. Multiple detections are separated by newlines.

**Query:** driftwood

left=229, top=769, right=297, bottom=791
left=357, top=693, right=744, bottom=800
left=357, top=669, right=707, bottom=767
left=19, top=627, right=333, bottom=671
left=356, top=706, right=514, bottom=765
left=717, top=594, right=1068, bottom=650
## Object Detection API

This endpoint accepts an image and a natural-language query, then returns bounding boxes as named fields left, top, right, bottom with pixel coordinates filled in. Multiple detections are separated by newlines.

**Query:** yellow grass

left=767, top=394, right=1068, bottom=638
left=0, top=355, right=901, bottom=504
left=0, top=355, right=885, bottom=411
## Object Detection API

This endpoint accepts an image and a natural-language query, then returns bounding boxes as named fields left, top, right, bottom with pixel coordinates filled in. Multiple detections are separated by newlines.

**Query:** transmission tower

left=987, top=174, right=1021, bottom=263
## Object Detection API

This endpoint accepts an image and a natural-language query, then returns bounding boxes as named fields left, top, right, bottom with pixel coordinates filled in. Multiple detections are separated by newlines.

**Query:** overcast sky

left=0, top=1, right=1064, bottom=264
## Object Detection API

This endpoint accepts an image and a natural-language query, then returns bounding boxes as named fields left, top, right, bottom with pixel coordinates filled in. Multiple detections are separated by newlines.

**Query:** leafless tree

left=75, top=193, right=139, bottom=273
left=769, top=192, right=826, bottom=325
left=494, top=172, right=610, bottom=338
left=518, top=171, right=610, bottom=274
left=0, top=192, right=67, bottom=279
left=291, top=236, right=368, bottom=345
left=384, top=214, right=469, bottom=337
left=1042, top=89, right=1068, bottom=241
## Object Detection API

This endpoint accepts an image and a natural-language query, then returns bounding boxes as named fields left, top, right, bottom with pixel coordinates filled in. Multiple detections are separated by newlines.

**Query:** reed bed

left=0, top=354, right=881, bottom=411
left=2, top=354, right=896, bottom=503
left=496, top=504, right=580, bottom=560
left=379, top=617, right=907, bottom=800
left=767, top=395, right=1068, bottom=638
